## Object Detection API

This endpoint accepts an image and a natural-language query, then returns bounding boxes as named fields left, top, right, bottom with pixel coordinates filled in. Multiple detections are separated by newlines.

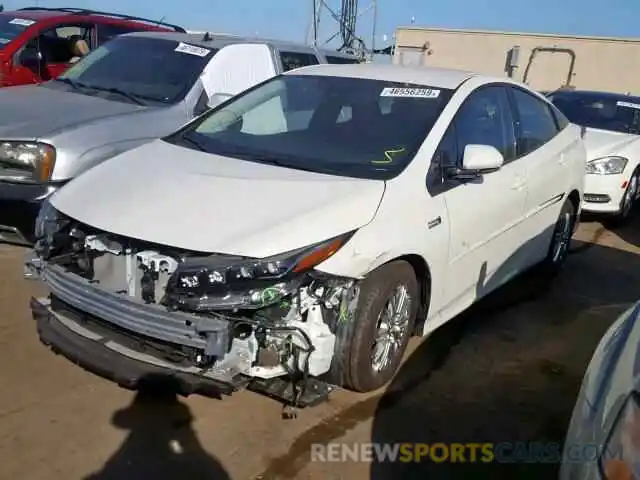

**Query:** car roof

left=124, top=30, right=360, bottom=57
left=0, top=9, right=68, bottom=20
left=1, top=9, right=181, bottom=30
left=284, top=63, right=478, bottom=89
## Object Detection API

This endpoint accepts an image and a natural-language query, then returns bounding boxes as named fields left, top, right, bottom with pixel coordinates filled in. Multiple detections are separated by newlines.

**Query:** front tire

left=326, top=260, right=419, bottom=392
left=614, top=168, right=640, bottom=224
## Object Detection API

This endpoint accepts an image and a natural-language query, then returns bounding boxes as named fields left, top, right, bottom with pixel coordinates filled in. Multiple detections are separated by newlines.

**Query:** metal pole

left=371, top=0, right=377, bottom=61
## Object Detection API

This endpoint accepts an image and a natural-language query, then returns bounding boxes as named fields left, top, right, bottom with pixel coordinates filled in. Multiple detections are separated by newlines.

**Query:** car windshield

left=169, top=74, right=453, bottom=180
left=549, top=91, right=640, bottom=134
left=0, top=15, right=34, bottom=48
left=56, top=36, right=216, bottom=104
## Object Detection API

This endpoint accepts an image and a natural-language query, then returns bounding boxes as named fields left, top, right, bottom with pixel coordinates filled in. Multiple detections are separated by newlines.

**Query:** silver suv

left=0, top=30, right=359, bottom=244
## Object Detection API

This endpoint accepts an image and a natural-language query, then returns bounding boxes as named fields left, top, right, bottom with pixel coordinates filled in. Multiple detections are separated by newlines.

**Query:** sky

left=2, top=0, right=639, bottom=49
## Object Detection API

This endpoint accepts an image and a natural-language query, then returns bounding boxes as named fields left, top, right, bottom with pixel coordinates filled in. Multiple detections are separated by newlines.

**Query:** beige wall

left=394, top=27, right=640, bottom=94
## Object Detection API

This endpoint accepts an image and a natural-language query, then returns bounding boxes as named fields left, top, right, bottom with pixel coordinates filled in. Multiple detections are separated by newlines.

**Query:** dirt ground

left=1, top=215, right=639, bottom=480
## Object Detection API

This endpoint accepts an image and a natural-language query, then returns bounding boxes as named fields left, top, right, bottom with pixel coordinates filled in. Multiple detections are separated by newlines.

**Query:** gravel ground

left=0, top=216, right=638, bottom=479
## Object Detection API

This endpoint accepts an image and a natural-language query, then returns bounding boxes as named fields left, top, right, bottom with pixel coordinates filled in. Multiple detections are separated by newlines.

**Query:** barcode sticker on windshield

left=175, top=42, right=211, bottom=57
left=380, top=87, right=440, bottom=98
left=617, top=101, right=640, bottom=110
left=9, top=18, right=35, bottom=26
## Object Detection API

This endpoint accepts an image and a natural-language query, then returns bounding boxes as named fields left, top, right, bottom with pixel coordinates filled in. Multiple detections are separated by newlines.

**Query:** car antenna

left=203, top=32, right=212, bottom=41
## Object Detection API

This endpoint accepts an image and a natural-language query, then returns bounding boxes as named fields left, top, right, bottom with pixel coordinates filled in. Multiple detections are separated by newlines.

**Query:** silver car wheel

left=371, top=284, right=412, bottom=372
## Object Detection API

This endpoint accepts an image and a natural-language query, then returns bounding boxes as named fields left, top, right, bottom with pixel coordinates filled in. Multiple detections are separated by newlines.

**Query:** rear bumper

left=30, top=296, right=242, bottom=397
left=0, top=180, right=62, bottom=245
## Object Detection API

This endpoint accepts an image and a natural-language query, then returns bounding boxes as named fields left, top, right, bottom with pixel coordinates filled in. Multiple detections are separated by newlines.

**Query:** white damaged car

left=548, top=89, right=640, bottom=222
left=25, top=64, right=586, bottom=413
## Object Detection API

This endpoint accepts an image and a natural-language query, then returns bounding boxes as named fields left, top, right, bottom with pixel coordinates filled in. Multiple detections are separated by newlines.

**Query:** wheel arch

left=379, top=254, right=431, bottom=335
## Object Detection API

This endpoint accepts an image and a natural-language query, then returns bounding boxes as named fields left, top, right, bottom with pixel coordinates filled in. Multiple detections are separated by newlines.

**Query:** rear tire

left=537, top=198, right=575, bottom=278
left=326, top=260, right=419, bottom=392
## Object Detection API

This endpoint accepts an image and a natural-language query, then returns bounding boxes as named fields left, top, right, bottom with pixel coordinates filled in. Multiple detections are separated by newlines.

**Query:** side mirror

left=18, top=47, right=42, bottom=67
left=447, top=144, right=504, bottom=180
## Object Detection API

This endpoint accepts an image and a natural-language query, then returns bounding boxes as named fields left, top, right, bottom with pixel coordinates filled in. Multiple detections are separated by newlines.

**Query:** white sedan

left=25, top=63, right=586, bottom=409
left=548, top=89, right=640, bottom=222
left=560, top=301, right=640, bottom=480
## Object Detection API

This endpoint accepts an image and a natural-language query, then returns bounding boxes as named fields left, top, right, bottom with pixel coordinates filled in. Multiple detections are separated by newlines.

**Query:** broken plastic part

left=84, top=234, right=123, bottom=255
left=136, top=251, right=179, bottom=274
left=339, top=284, right=360, bottom=323
left=194, top=316, right=231, bottom=357
left=31, top=221, right=362, bottom=409
left=167, top=276, right=305, bottom=312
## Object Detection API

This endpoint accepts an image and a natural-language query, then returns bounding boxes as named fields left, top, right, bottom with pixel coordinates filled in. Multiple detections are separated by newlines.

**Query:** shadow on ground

left=370, top=225, right=640, bottom=479
left=83, top=375, right=230, bottom=480
left=598, top=208, right=640, bottom=248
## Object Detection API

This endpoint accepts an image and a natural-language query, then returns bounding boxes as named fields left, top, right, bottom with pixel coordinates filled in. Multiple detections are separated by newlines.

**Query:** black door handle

left=428, top=217, right=442, bottom=229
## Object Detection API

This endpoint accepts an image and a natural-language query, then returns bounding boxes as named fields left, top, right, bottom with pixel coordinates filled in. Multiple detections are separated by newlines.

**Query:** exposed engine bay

left=26, top=208, right=360, bottom=418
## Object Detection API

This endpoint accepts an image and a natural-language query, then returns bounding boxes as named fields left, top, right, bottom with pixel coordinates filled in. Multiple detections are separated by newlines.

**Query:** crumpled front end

left=25, top=201, right=361, bottom=411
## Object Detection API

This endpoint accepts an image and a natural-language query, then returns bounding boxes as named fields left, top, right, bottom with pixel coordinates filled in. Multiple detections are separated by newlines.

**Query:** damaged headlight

left=165, top=231, right=355, bottom=311
left=34, top=197, right=58, bottom=239
left=33, top=197, right=69, bottom=256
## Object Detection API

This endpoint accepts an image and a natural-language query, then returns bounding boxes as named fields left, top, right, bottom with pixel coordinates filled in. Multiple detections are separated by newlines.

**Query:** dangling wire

left=339, top=0, right=358, bottom=50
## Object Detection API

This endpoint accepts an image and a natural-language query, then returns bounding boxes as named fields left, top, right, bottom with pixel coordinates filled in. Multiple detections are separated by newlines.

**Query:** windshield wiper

left=55, top=77, right=80, bottom=90
left=80, top=84, right=145, bottom=106
left=180, top=134, right=207, bottom=152
left=237, top=153, right=331, bottom=174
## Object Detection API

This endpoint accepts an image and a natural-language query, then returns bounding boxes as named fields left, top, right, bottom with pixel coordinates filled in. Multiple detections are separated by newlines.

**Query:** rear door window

left=96, top=24, right=140, bottom=45
left=279, top=51, right=319, bottom=71
left=509, top=87, right=560, bottom=157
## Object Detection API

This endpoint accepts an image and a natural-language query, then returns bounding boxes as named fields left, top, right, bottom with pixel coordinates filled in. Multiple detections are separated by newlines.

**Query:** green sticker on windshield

left=371, top=147, right=406, bottom=165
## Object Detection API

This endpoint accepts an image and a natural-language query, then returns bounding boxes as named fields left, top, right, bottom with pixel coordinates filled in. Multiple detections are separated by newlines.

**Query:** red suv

left=0, top=7, right=185, bottom=87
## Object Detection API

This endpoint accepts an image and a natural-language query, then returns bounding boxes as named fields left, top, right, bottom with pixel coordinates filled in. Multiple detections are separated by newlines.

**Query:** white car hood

left=582, top=127, right=640, bottom=159
left=50, top=140, right=386, bottom=257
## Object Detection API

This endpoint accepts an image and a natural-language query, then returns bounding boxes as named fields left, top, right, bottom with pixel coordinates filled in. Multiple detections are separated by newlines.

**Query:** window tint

left=510, top=88, right=559, bottom=156
left=97, top=24, right=138, bottom=45
left=454, top=86, right=515, bottom=162
left=549, top=91, right=640, bottom=135
left=280, top=51, right=319, bottom=71
left=0, top=15, right=33, bottom=48
left=176, top=75, right=454, bottom=180
left=58, top=36, right=215, bottom=104
left=29, top=23, right=95, bottom=63
left=326, top=55, right=359, bottom=64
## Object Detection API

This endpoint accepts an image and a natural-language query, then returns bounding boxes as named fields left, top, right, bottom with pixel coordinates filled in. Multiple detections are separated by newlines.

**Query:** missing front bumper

left=29, top=296, right=333, bottom=406
left=30, top=296, right=243, bottom=397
